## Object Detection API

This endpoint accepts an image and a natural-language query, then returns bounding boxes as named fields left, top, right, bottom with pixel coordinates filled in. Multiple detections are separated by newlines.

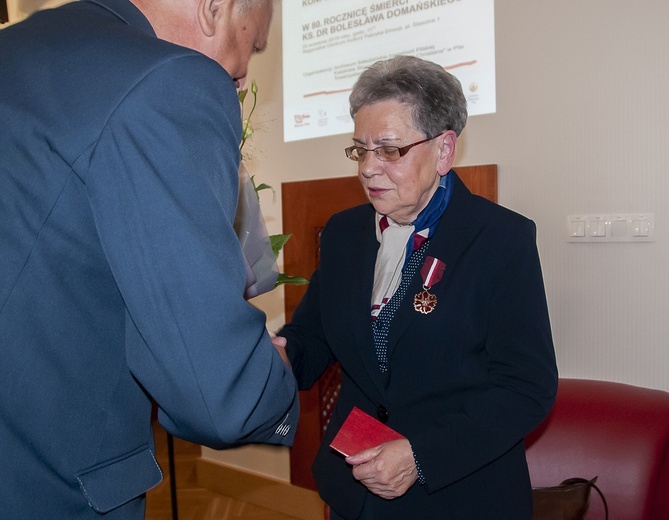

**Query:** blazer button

left=377, top=406, right=388, bottom=423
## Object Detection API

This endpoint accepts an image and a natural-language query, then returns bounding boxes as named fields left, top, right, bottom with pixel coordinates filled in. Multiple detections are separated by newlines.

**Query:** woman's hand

left=345, top=438, right=418, bottom=499
left=270, top=334, right=291, bottom=367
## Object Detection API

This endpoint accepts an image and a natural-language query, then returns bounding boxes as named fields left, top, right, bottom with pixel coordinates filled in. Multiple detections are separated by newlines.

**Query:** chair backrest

left=525, top=378, right=669, bottom=520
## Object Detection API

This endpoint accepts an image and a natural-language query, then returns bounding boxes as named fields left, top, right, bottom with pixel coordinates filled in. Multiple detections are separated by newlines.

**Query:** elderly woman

left=277, top=55, right=558, bottom=520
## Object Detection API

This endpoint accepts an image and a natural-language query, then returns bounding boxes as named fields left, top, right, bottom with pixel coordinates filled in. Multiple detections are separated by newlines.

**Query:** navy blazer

left=280, top=172, right=558, bottom=519
left=0, top=1, right=298, bottom=517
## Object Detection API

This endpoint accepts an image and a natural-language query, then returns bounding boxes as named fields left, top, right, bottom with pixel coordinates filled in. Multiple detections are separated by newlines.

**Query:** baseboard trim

left=196, top=458, right=324, bottom=520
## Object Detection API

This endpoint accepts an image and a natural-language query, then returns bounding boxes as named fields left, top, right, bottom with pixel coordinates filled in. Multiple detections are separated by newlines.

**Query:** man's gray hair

left=236, top=0, right=274, bottom=13
left=349, top=55, right=468, bottom=137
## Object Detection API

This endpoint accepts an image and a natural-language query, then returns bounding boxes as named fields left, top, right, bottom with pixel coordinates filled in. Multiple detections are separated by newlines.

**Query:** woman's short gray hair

left=349, top=55, right=468, bottom=137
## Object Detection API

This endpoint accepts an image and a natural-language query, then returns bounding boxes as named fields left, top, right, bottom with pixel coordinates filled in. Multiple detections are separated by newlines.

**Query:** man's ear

left=197, top=0, right=226, bottom=37
left=437, top=130, right=457, bottom=176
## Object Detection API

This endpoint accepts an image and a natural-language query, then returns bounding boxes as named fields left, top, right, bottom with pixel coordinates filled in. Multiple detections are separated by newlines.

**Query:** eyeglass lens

left=345, top=132, right=444, bottom=163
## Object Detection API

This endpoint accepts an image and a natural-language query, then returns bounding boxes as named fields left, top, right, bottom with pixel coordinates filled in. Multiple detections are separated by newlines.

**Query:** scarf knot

left=371, top=172, right=453, bottom=319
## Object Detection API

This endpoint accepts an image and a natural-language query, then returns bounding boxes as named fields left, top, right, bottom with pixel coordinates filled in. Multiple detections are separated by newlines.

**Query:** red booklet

left=330, top=406, right=405, bottom=457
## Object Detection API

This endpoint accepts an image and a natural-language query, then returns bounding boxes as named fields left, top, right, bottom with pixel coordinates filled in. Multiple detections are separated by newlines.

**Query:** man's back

left=0, top=1, right=298, bottom=517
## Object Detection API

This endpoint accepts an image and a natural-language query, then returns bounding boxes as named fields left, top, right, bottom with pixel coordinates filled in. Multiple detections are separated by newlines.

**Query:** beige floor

left=146, top=423, right=301, bottom=520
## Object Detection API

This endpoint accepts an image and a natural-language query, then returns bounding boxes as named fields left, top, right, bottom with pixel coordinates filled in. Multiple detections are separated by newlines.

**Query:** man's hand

left=345, top=438, right=418, bottom=499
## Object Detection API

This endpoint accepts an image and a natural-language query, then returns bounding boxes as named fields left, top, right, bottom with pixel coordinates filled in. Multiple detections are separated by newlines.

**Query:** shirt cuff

left=412, top=449, right=426, bottom=485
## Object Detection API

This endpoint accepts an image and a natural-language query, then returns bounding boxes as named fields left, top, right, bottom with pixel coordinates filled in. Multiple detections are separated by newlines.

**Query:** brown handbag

left=532, top=477, right=608, bottom=520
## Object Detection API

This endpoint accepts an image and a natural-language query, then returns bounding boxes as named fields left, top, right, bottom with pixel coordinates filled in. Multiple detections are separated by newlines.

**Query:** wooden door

left=281, top=165, right=498, bottom=490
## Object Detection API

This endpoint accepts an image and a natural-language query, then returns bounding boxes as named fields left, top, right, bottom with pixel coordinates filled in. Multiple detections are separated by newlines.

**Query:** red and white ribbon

left=420, top=256, right=446, bottom=289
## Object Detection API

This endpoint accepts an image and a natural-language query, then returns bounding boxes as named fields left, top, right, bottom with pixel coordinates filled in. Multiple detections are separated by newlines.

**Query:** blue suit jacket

left=280, top=172, right=558, bottom=520
left=0, top=1, right=298, bottom=517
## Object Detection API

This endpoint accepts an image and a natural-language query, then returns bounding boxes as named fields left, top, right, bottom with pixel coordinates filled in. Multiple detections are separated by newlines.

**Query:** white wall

left=4, top=0, right=65, bottom=23
left=481, top=1, right=668, bottom=390
left=8, top=0, right=668, bottom=482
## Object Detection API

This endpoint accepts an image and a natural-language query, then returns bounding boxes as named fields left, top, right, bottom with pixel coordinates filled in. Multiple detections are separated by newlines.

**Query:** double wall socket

left=567, top=213, right=655, bottom=242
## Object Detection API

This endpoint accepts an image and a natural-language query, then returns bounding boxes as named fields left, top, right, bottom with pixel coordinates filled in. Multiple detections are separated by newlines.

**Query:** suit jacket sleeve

left=84, top=55, right=298, bottom=448
left=280, top=265, right=338, bottom=390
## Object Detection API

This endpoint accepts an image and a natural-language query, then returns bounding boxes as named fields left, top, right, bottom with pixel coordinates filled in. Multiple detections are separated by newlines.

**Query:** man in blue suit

left=0, top=0, right=298, bottom=518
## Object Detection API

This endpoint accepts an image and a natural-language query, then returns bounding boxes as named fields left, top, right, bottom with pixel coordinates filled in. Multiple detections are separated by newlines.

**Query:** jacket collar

left=381, top=171, right=480, bottom=369
left=348, top=171, right=479, bottom=397
left=83, top=0, right=155, bottom=36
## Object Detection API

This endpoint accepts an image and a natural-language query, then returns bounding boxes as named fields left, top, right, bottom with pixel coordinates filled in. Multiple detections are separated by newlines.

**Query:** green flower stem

left=238, top=81, right=307, bottom=288
left=240, top=81, right=258, bottom=152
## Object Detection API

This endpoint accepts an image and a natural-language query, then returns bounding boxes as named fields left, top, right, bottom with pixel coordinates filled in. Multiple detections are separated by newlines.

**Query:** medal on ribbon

left=414, top=256, right=446, bottom=314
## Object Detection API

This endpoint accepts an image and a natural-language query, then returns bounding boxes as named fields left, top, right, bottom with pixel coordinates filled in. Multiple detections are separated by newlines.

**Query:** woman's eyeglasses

left=344, top=132, right=444, bottom=162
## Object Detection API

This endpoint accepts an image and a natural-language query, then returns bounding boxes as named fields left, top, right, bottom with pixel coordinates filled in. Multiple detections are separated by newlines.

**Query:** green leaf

left=238, top=88, right=248, bottom=104
left=255, top=182, right=273, bottom=193
left=270, top=233, right=292, bottom=257
left=275, top=273, right=309, bottom=287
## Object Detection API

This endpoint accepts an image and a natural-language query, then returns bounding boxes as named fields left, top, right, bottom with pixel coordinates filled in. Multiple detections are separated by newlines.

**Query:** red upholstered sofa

left=525, top=378, right=669, bottom=520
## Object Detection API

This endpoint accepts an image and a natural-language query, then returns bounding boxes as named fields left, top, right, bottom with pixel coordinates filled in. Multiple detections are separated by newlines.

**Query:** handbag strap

left=560, top=477, right=609, bottom=520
